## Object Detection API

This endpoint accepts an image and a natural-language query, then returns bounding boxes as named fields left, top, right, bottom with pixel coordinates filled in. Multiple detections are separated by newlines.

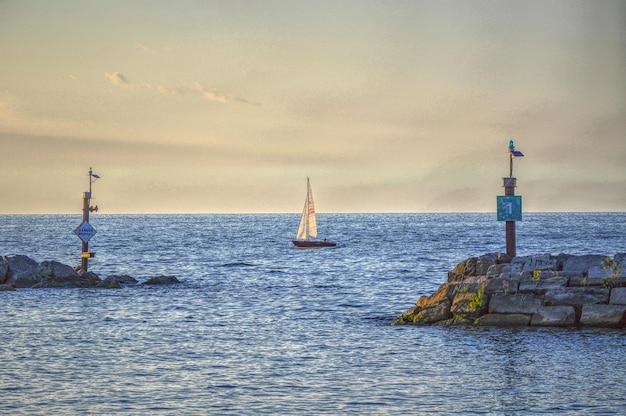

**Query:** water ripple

left=1, top=213, right=626, bottom=414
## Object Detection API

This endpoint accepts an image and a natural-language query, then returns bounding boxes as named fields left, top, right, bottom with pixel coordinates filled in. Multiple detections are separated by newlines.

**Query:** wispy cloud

left=104, top=72, right=258, bottom=105
left=105, top=71, right=151, bottom=90
left=137, top=43, right=156, bottom=55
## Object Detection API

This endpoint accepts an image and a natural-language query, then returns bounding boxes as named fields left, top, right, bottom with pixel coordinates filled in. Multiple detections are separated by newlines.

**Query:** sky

left=1, top=0, right=625, bottom=214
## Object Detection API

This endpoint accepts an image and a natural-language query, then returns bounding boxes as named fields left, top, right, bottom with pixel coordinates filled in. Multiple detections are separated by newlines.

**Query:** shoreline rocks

left=0, top=255, right=179, bottom=289
left=395, top=252, right=626, bottom=328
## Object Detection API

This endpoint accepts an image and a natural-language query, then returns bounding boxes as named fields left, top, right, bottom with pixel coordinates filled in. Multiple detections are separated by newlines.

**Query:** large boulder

left=489, top=293, right=543, bottom=315
left=482, top=277, right=519, bottom=296
left=417, top=283, right=456, bottom=308
left=412, top=299, right=452, bottom=324
left=143, top=275, right=180, bottom=285
left=448, top=253, right=510, bottom=282
left=97, top=276, right=123, bottom=289
left=530, top=306, right=576, bottom=327
left=610, top=288, right=626, bottom=305
left=544, top=287, right=609, bottom=306
left=562, top=255, right=606, bottom=274
left=486, top=263, right=512, bottom=279
left=511, top=254, right=560, bottom=277
left=97, top=275, right=139, bottom=288
left=450, top=292, right=488, bottom=319
left=106, top=275, right=139, bottom=285
left=3, top=255, right=39, bottom=286
left=518, top=275, right=569, bottom=294
left=30, top=261, right=92, bottom=288
left=580, top=304, right=626, bottom=327
left=448, top=257, right=478, bottom=282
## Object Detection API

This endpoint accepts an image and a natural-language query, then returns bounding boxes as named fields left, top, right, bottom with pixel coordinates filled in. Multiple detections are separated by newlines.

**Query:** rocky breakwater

left=0, top=254, right=180, bottom=290
left=394, top=253, right=626, bottom=328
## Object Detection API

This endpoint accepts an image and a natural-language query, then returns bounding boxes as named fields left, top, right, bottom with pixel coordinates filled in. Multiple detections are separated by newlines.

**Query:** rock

left=475, top=313, right=531, bottom=327
left=435, top=316, right=474, bottom=326
left=412, top=299, right=452, bottom=324
left=28, top=261, right=97, bottom=288
left=562, top=255, right=606, bottom=274
left=96, top=277, right=123, bottom=289
left=449, top=257, right=478, bottom=282
left=451, top=292, right=488, bottom=319
left=76, top=270, right=102, bottom=286
left=580, top=304, right=626, bottom=327
left=511, top=254, right=560, bottom=277
left=97, top=275, right=139, bottom=288
left=416, top=283, right=471, bottom=309
left=518, top=276, right=569, bottom=294
left=486, top=263, right=512, bottom=280
left=558, top=272, right=601, bottom=287
left=416, top=284, right=451, bottom=308
left=615, top=253, right=626, bottom=277
left=3, top=255, right=39, bottom=286
left=106, top=275, right=139, bottom=285
left=544, top=287, right=609, bottom=306
left=0, top=260, right=8, bottom=284
left=483, top=277, right=519, bottom=296
left=448, top=253, right=511, bottom=282
left=1, top=254, right=181, bottom=290
left=489, top=293, right=543, bottom=315
left=476, top=253, right=508, bottom=276
left=530, top=306, right=576, bottom=327
left=610, top=288, right=626, bottom=305
left=143, top=275, right=180, bottom=285
left=397, top=252, right=626, bottom=328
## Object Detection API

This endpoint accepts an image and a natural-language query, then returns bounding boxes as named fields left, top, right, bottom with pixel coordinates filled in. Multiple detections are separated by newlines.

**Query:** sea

left=1, top=212, right=625, bottom=415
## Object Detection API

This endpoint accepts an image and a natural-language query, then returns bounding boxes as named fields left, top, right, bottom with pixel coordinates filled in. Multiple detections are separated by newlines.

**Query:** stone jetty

left=395, top=253, right=626, bottom=328
left=0, top=254, right=180, bottom=290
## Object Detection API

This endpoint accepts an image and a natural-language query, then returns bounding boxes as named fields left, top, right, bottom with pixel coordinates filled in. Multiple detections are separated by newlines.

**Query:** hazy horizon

left=2, top=1, right=625, bottom=214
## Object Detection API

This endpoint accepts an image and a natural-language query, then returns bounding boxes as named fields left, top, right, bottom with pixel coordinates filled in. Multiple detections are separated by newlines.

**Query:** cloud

left=137, top=43, right=156, bottom=55
left=189, top=82, right=227, bottom=103
left=104, top=72, right=258, bottom=105
left=105, top=71, right=151, bottom=90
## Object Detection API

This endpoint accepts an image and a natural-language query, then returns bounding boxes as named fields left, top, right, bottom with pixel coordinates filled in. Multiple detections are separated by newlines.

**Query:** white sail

left=295, top=177, right=318, bottom=240
left=296, top=198, right=308, bottom=240
left=307, top=178, right=317, bottom=239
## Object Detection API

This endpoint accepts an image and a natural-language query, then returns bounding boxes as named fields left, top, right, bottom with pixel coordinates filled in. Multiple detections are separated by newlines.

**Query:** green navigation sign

left=497, top=195, right=522, bottom=221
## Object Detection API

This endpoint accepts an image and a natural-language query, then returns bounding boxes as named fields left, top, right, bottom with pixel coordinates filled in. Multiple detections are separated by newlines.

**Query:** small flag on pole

left=509, top=140, right=524, bottom=157
left=92, top=173, right=101, bottom=179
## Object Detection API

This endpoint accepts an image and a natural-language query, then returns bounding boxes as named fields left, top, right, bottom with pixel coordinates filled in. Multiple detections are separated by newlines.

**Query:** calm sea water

left=1, top=213, right=625, bottom=415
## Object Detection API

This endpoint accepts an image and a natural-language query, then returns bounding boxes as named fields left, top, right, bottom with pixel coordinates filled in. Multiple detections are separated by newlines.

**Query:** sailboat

left=292, top=178, right=336, bottom=248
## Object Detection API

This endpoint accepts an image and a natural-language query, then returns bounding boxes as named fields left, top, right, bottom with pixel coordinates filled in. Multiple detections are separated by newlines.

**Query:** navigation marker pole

left=74, top=168, right=100, bottom=272
left=497, top=140, right=524, bottom=257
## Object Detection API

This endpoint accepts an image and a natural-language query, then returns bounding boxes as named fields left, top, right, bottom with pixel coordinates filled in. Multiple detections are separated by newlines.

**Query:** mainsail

left=296, top=177, right=317, bottom=240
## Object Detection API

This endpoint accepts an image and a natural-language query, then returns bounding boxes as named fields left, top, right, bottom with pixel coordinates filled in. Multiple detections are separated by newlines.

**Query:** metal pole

left=504, top=179, right=516, bottom=257
left=81, top=190, right=90, bottom=271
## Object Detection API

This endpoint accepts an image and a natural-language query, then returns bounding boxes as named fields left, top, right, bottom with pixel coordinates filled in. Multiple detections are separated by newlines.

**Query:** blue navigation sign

left=74, top=221, right=97, bottom=243
left=497, top=195, right=522, bottom=221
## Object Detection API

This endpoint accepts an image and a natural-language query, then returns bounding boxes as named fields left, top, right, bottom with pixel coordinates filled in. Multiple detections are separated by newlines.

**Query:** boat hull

left=292, top=240, right=336, bottom=248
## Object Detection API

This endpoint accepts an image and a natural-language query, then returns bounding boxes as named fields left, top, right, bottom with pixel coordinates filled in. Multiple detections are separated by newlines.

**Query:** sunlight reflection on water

left=1, top=213, right=626, bottom=414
